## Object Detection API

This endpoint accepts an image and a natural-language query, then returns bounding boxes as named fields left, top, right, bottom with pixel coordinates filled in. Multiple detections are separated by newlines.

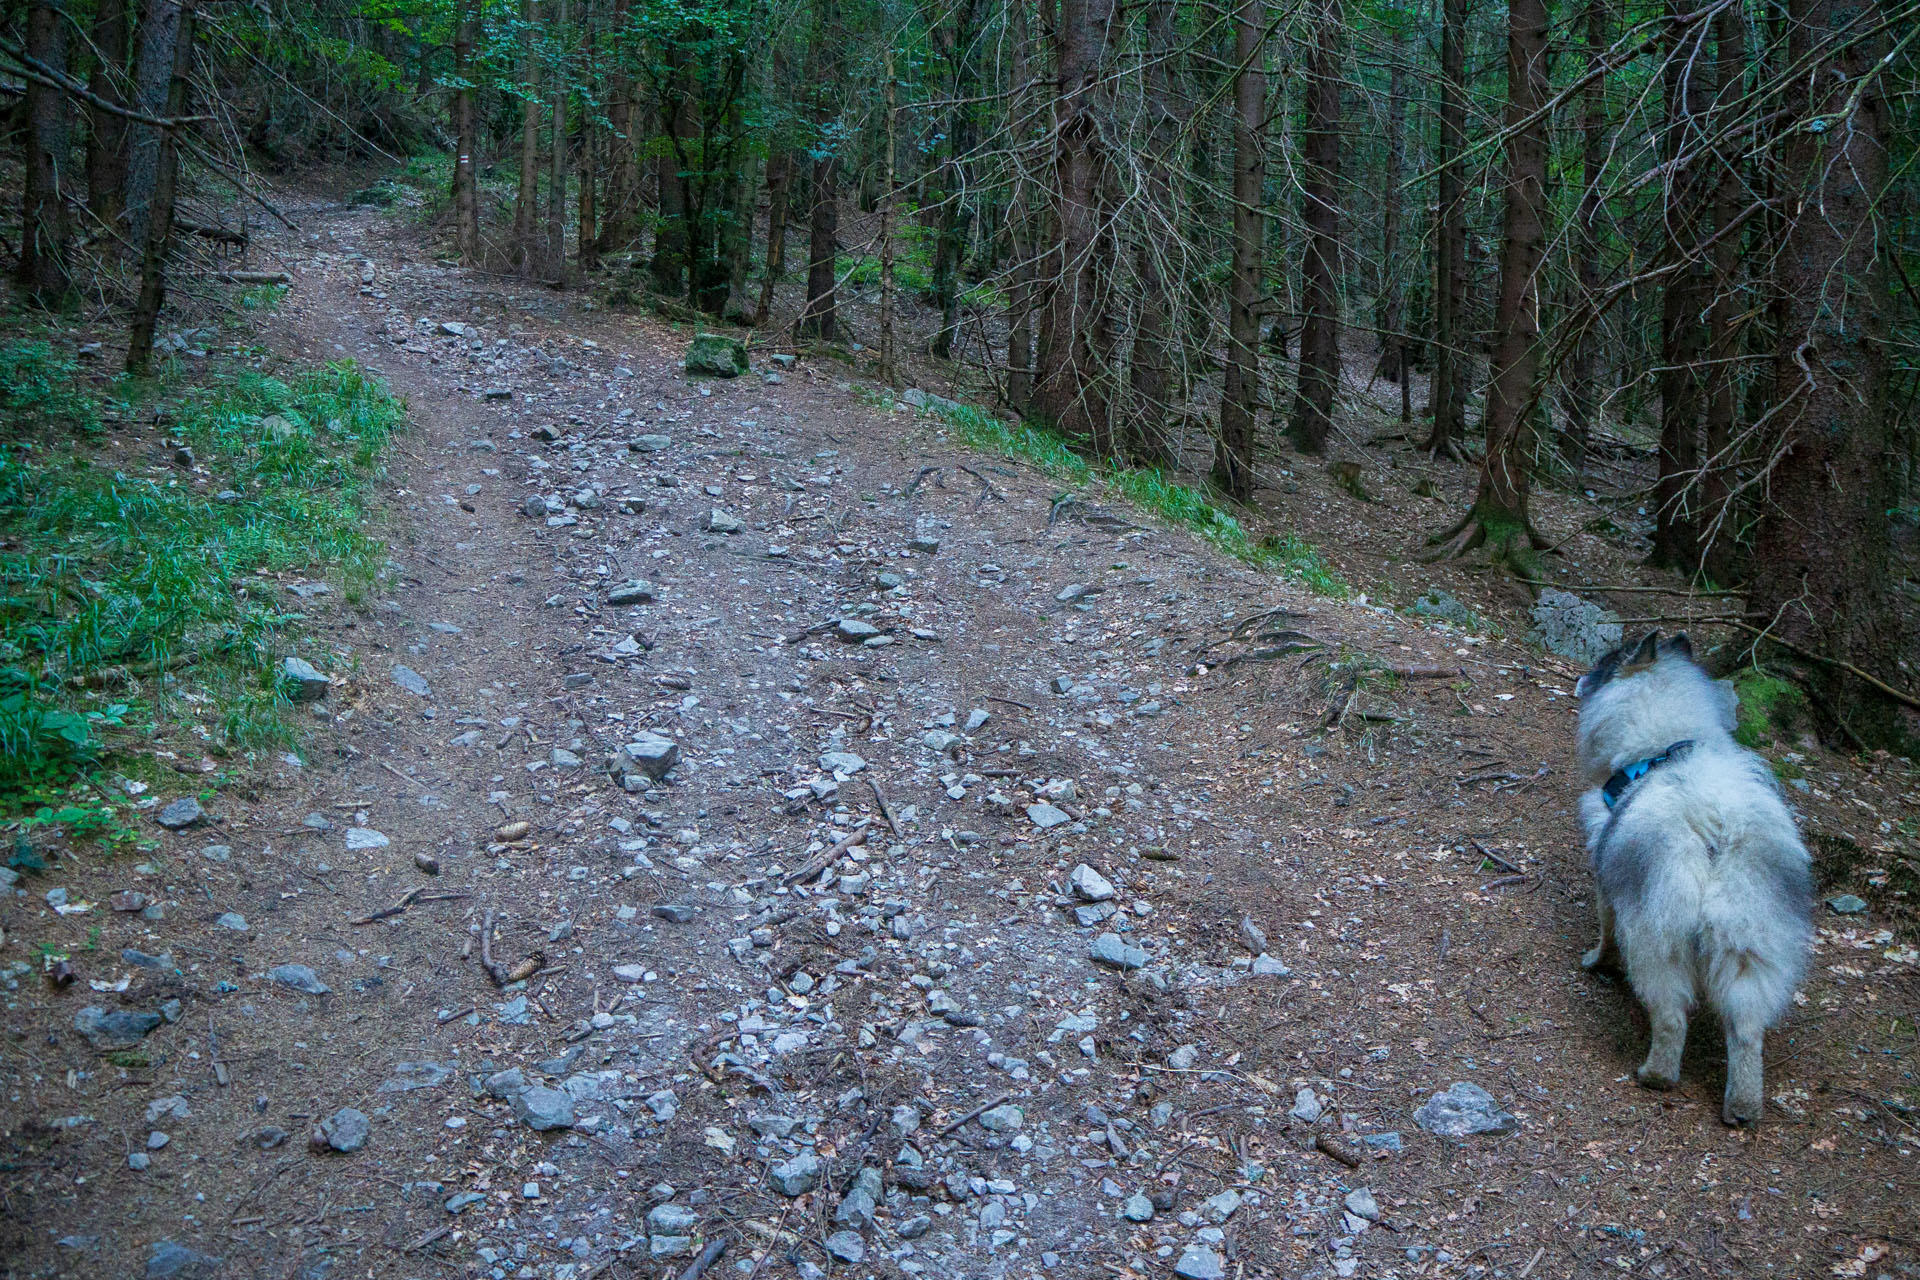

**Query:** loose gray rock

left=1414, top=1081, right=1519, bottom=1137
left=652, top=903, right=696, bottom=923
left=898, top=1214, right=931, bottom=1239
left=512, top=1085, right=576, bottom=1131
left=214, top=912, right=249, bottom=931
left=75, top=1006, right=162, bottom=1050
left=156, top=798, right=204, bottom=830
left=608, top=732, right=679, bottom=784
left=1527, top=588, right=1622, bottom=664
left=1168, top=1044, right=1200, bottom=1070
left=1411, top=588, right=1479, bottom=629
left=629, top=433, right=673, bottom=453
left=820, top=750, right=866, bottom=775
left=345, top=827, right=390, bottom=850
left=977, top=1104, right=1024, bottom=1133
left=647, top=1204, right=700, bottom=1235
left=1289, top=1087, right=1324, bottom=1124
left=769, top=1152, right=821, bottom=1196
left=833, top=618, right=881, bottom=643
left=836, top=1166, right=884, bottom=1229
left=650, top=1236, right=693, bottom=1259
left=1826, top=894, right=1868, bottom=915
left=1121, top=1194, right=1154, bottom=1222
left=1344, top=1187, right=1380, bottom=1221
left=606, top=580, right=656, bottom=606
left=145, top=1241, right=221, bottom=1279
left=281, top=657, right=330, bottom=701
left=823, top=1232, right=865, bottom=1264
left=908, top=536, right=940, bottom=555
left=1201, top=1189, right=1242, bottom=1223
left=703, top=508, right=744, bottom=534
left=1251, top=953, right=1291, bottom=977
left=315, top=1107, right=369, bottom=1153
left=1089, top=932, right=1147, bottom=970
left=1174, top=1244, right=1227, bottom=1280
left=268, top=964, right=331, bottom=995
left=1027, top=803, right=1072, bottom=830
left=1240, top=916, right=1268, bottom=954
left=1069, top=863, right=1116, bottom=902
left=391, top=664, right=432, bottom=697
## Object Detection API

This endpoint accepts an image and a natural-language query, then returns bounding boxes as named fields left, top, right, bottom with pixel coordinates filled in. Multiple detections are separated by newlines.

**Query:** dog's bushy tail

left=1696, top=833, right=1811, bottom=1032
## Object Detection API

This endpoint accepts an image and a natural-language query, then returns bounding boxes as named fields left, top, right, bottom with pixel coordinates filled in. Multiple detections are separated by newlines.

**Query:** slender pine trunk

left=1213, top=0, right=1266, bottom=499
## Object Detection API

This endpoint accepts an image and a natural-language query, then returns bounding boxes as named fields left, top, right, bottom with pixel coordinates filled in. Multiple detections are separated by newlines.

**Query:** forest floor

left=5, top=176, right=1920, bottom=1280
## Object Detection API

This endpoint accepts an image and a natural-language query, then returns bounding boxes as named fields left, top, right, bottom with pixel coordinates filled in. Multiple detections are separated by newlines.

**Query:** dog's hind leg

left=1581, top=893, right=1622, bottom=975
left=1627, top=947, right=1693, bottom=1090
left=1708, top=948, right=1787, bottom=1126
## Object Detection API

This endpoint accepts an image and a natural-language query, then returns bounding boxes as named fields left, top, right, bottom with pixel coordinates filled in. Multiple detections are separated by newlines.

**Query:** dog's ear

left=1660, top=632, right=1694, bottom=662
left=1621, top=631, right=1661, bottom=675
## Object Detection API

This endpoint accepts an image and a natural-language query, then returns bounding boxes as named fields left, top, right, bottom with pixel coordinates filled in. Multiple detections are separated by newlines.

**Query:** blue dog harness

left=1602, top=740, right=1695, bottom=810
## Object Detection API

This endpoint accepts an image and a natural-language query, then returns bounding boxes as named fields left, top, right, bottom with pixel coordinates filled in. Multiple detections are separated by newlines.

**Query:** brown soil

left=3, top=182, right=1916, bottom=1280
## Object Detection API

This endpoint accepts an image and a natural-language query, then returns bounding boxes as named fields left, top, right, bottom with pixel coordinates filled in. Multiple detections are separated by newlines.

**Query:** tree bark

left=1748, top=0, right=1904, bottom=743
left=799, top=0, right=841, bottom=339
left=596, top=0, right=637, bottom=252
left=1425, top=0, right=1468, bottom=456
left=123, top=0, right=185, bottom=253
left=18, top=0, right=72, bottom=303
left=511, top=0, right=542, bottom=277
left=930, top=0, right=983, bottom=361
left=1213, top=0, right=1266, bottom=499
left=1698, top=2, right=1743, bottom=583
left=125, top=1, right=195, bottom=374
left=1003, top=0, right=1038, bottom=413
left=1033, top=0, right=1119, bottom=454
left=650, top=49, right=691, bottom=295
left=1559, top=0, right=1610, bottom=477
left=1287, top=0, right=1342, bottom=457
left=1372, top=24, right=1408, bottom=384
left=754, top=151, right=791, bottom=326
left=879, top=48, right=898, bottom=381
left=1429, top=0, right=1549, bottom=565
left=86, top=0, right=130, bottom=228
left=451, top=0, right=481, bottom=264
left=1648, top=3, right=1711, bottom=570
left=545, top=0, right=568, bottom=282
left=1125, top=0, right=1180, bottom=465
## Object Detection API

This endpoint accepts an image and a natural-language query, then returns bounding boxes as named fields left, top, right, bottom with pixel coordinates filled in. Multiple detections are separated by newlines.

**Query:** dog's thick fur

left=1574, top=632, right=1811, bottom=1125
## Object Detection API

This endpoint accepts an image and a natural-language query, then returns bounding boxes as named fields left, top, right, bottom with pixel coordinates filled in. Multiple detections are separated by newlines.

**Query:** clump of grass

left=0, top=338, right=405, bottom=811
left=1732, top=669, right=1808, bottom=748
left=925, top=398, right=1345, bottom=595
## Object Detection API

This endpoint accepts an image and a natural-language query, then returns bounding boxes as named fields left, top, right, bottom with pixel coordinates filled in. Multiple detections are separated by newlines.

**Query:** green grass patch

left=922, top=397, right=1345, bottom=595
left=1731, top=669, right=1809, bottom=749
left=0, top=335, right=405, bottom=825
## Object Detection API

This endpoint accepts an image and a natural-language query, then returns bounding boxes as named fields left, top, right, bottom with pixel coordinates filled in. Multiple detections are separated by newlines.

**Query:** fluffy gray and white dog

left=1573, top=631, right=1811, bottom=1125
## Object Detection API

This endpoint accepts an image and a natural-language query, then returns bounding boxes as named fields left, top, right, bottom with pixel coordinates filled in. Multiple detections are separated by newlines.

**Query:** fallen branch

left=677, top=1238, right=728, bottom=1280
left=1722, top=617, right=1920, bottom=714
left=937, top=1091, right=1012, bottom=1137
left=867, top=779, right=904, bottom=839
left=781, top=824, right=869, bottom=886
left=984, top=693, right=1034, bottom=711
left=904, top=466, right=943, bottom=497
left=1467, top=838, right=1524, bottom=875
left=215, top=270, right=291, bottom=286
left=350, top=887, right=468, bottom=926
left=955, top=464, right=1003, bottom=505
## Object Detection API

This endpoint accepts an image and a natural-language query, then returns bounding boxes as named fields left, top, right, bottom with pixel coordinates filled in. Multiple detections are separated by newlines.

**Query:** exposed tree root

left=1422, top=504, right=1553, bottom=575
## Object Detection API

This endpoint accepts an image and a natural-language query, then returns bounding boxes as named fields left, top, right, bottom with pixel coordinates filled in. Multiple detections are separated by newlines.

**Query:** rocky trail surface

left=5, top=194, right=1918, bottom=1280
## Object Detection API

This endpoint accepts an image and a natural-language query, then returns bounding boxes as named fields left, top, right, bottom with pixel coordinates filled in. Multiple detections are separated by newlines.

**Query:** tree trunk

left=1287, top=0, right=1342, bottom=457
left=546, top=0, right=568, bottom=282
left=650, top=52, right=691, bottom=295
left=930, top=0, right=983, bottom=361
left=1003, top=0, right=1038, bottom=413
left=1648, top=3, right=1711, bottom=570
left=1698, top=2, right=1743, bottom=582
left=1429, top=0, right=1549, bottom=566
left=1034, top=0, right=1120, bottom=454
left=799, top=0, right=840, bottom=337
left=754, top=151, right=791, bottom=326
left=1748, top=0, right=1904, bottom=743
left=17, top=0, right=72, bottom=303
left=511, top=0, right=542, bottom=276
left=578, top=100, right=599, bottom=273
left=451, top=0, right=481, bottom=264
left=1559, top=0, right=1610, bottom=477
left=1425, top=0, right=1468, bottom=456
left=879, top=48, right=898, bottom=382
left=596, top=0, right=636, bottom=252
left=123, top=0, right=185, bottom=252
left=1125, top=0, right=1179, bottom=465
left=1213, top=0, right=1266, bottom=499
left=1371, top=26, right=1407, bottom=383
left=86, top=0, right=130, bottom=228
left=126, top=1, right=196, bottom=374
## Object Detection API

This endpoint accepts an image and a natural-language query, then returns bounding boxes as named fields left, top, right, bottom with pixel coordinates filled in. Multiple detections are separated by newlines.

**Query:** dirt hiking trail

left=5, top=192, right=1917, bottom=1280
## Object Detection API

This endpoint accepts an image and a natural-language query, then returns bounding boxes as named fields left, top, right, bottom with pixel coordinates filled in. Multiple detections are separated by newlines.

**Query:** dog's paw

left=1722, top=1089, right=1763, bottom=1127
left=1635, top=1064, right=1678, bottom=1091
left=1581, top=946, right=1622, bottom=976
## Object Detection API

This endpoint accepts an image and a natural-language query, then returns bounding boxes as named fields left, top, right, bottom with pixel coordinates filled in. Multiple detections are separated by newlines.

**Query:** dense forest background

left=2, top=0, right=1916, bottom=742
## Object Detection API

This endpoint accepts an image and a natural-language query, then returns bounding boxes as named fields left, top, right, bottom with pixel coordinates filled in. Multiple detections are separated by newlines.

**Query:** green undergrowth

left=0, top=334, right=404, bottom=833
left=916, top=396, right=1346, bottom=596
